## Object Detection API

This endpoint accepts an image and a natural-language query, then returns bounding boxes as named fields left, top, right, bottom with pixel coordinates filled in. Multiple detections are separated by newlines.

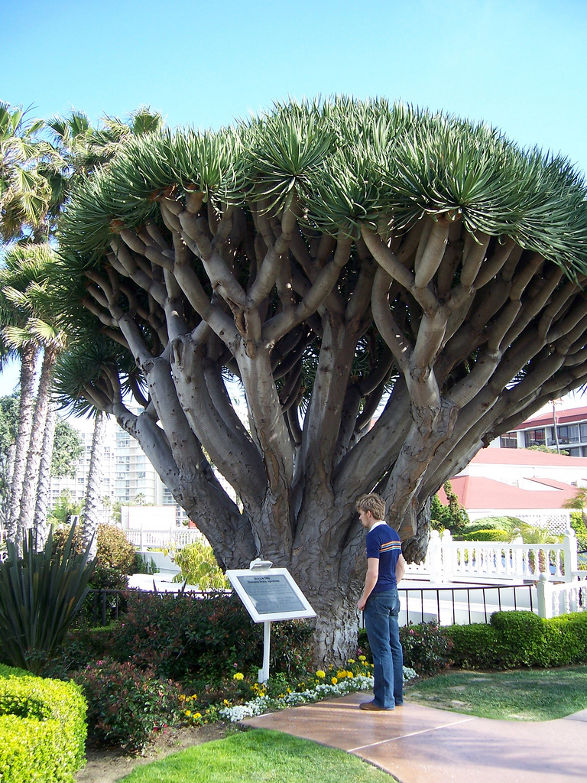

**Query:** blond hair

left=355, top=493, right=385, bottom=520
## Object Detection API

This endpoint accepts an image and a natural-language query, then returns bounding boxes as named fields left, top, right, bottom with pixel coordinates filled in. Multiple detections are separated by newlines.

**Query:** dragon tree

left=54, top=99, right=587, bottom=661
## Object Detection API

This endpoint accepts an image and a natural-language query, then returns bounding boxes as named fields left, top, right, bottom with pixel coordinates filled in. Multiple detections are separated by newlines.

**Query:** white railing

left=536, top=571, right=587, bottom=618
left=124, top=527, right=205, bottom=550
left=406, top=528, right=579, bottom=583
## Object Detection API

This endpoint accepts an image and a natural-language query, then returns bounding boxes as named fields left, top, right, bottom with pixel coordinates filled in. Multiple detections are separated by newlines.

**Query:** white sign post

left=227, top=560, right=316, bottom=683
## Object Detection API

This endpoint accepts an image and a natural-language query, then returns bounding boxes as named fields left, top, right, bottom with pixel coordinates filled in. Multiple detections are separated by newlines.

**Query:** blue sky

left=1, top=0, right=586, bottom=400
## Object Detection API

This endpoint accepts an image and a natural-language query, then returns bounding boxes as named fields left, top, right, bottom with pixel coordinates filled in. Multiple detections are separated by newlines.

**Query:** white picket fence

left=123, top=525, right=585, bottom=621
left=405, top=528, right=579, bottom=583
left=124, top=527, right=205, bottom=550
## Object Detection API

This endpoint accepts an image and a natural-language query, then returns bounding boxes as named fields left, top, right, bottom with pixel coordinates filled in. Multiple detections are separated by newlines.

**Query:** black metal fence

left=88, top=583, right=538, bottom=630
left=398, top=583, right=535, bottom=626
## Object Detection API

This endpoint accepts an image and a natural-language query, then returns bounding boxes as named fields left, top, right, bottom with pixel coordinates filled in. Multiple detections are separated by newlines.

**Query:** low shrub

left=108, top=591, right=314, bottom=682
left=0, top=664, right=87, bottom=782
left=358, top=622, right=450, bottom=676
left=72, top=658, right=183, bottom=752
left=460, top=529, right=510, bottom=541
left=399, top=622, right=452, bottom=675
left=490, top=610, right=545, bottom=667
left=444, top=623, right=499, bottom=669
left=445, top=611, right=587, bottom=669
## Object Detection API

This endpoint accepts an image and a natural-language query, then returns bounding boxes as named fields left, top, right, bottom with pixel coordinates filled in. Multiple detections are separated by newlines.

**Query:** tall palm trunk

left=1, top=442, right=16, bottom=530
left=17, top=345, right=58, bottom=547
left=33, top=400, right=57, bottom=550
left=6, top=344, right=38, bottom=543
left=82, top=411, right=106, bottom=561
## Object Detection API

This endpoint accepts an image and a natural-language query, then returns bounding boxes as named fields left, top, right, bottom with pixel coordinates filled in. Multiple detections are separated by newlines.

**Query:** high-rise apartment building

left=48, top=414, right=187, bottom=525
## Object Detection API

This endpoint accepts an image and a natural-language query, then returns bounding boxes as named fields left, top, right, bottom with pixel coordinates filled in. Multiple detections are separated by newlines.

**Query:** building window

left=500, top=432, right=518, bottom=449
left=558, top=424, right=579, bottom=444
left=524, top=428, right=545, bottom=447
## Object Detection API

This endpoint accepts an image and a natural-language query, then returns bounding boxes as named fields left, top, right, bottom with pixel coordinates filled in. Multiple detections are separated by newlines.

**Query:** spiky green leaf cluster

left=0, top=524, right=94, bottom=674
left=58, top=97, right=587, bottom=276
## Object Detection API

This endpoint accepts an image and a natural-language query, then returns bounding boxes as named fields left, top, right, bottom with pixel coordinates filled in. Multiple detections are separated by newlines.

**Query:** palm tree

left=0, top=245, right=65, bottom=545
left=33, top=399, right=57, bottom=548
left=81, top=411, right=107, bottom=560
left=0, top=102, right=53, bottom=243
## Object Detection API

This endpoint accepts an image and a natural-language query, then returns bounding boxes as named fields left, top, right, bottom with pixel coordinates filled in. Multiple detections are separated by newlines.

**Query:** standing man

left=356, top=492, right=406, bottom=711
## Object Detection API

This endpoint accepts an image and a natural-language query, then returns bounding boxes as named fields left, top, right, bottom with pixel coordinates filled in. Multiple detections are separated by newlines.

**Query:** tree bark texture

left=17, top=345, right=58, bottom=546
left=7, top=343, right=37, bottom=544
left=82, top=411, right=105, bottom=561
left=71, top=202, right=587, bottom=663
left=33, top=400, right=57, bottom=550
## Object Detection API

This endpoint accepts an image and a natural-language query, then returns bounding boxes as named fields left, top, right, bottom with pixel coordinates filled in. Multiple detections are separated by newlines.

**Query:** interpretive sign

left=226, top=567, right=316, bottom=623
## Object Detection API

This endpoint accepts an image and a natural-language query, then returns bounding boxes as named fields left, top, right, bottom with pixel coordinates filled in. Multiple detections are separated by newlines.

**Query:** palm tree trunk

left=82, top=411, right=106, bottom=560
left=6, top=344, right=38, bottom=543
left=17, top=346, right=58, bottom=547
left=33, top=400, right=57, bottom=550
left=1, top=442, right=16, bottom=529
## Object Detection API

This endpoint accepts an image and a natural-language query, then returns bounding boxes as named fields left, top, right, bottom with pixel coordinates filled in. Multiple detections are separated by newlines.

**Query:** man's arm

left=357, top=557, right=379, bottom=611
left=396, top=553, right=406, bottom=584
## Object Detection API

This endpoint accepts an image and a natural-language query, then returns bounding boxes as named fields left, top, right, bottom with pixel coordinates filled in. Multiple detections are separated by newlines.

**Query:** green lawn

left=118, top=729, right=395, bottom=783
left=406, top=666, right=587, bottom=720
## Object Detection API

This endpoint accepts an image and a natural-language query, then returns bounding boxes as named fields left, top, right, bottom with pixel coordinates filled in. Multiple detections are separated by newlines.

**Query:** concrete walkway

left=241, top=691, right=587, bottom=782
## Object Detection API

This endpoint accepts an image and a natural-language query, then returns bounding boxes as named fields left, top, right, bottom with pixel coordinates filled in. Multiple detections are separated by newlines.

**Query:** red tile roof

left=440, top=475, right=578, bottom=510
left=470, top=448, right=587, bottom=466
left=512, top=406, right=587, bottom=429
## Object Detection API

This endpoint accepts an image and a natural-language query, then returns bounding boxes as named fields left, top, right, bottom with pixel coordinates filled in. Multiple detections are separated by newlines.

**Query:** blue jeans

left=363, top=589, right=403, bottom=709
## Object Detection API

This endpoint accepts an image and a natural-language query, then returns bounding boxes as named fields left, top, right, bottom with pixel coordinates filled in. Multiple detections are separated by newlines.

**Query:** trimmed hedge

left=0, top=664, right=86, bottom=783
left=445, top=611, right=587, bottom=670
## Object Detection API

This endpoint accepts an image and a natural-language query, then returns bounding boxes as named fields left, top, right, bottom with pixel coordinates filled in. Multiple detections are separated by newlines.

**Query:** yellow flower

left=194, top=712, right=202, bottom=720
left=315, top=670, right=326, bottom=679
left=358, top=655, right=366, bottom=661
left=185, top=709, right=192, bottom=717
left=223, top=699, right=230, bottom=706
left=179, top=694, right=186, bottom=702
left=233, top=672, right=244, bottom=680
left=331, top=677, right=338, bottom=684
left=336, top=670, right=346, bottom=679
left=347, top=659, right=355, bottom=664
left=347, top=671, right=354, bottom=678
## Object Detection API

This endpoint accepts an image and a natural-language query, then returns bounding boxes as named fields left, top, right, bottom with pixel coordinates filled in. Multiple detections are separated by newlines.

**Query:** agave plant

left=0, top=523, right=95, bottom=673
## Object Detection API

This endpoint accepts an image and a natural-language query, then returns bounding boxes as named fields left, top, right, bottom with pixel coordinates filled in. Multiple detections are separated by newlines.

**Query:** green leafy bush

left=95, top=525, right=135, bottom=573
left=52, top=523, right=135, bottom=576
left=443, top=623, right=499, bottom=670
left=400, top=622, right=452, bottom=675
left=460, top=529, right=510, bottom=541
left=570, top=511, right=587, bottom=552
left=445, top=611, right=587, bottom=669
left=173, top=541, right=230, bottom=589
left=0, top=664, right=87, bottom=782
left=109, top=591, right=313, bottom=681
left=0, top=527, right=94, bottom=673
left=358, top=623, right=451, bottom=677
left=72, top=658, right=182, bottom=752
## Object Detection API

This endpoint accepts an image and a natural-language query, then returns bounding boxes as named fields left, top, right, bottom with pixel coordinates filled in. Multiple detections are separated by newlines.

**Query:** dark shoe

left=359, top=700, right=391, bottom=711
left=395, top=701, right=404, bottom=707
